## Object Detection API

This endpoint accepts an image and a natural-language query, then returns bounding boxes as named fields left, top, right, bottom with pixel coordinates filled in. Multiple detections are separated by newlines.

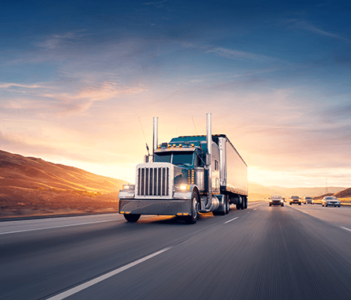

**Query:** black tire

left=299, top=203, right=301, bottom=205
left=124, top=214, right=140, bottom=223
left=185, top=192, right=199, bottom=224
left=281, top=204, right=284, bottom=207
left=290, top=203, right=292, bottom=205
left=269, top=203, right=272, bottom=207
left=325, top=204, right=328, bottom=207
left=226, top=196, right=230, bottom=214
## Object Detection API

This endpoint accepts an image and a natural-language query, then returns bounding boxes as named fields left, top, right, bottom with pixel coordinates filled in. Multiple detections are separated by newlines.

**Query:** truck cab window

left=215, top=160, right=219, bottom=171
left=154, top=153, right=171, bottom=163
left=172, top=152, right=193, bottom=165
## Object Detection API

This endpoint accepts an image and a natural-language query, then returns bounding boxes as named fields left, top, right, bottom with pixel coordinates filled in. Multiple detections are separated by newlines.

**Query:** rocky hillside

left=0, top=150, right=127, bottom=218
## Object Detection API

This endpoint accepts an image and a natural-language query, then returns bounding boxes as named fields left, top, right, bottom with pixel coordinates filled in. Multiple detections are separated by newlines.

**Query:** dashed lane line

left=225, top=217, right=238, bottom=224
left=0, top=219, right=117, bottom=236
left=341, top=226, right=351, bottom=233
left=46, top=247, right=171, bottom=300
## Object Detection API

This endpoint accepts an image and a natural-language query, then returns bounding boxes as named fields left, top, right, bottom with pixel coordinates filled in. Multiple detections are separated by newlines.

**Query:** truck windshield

left=173, top=152, right=193, bottom=165
left=154, top=153, right=171, bottom=163
left=154, top=152, right=194, bottom=165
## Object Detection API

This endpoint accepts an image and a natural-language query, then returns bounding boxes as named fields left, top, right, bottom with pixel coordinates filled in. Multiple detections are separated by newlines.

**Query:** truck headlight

left=123, top=184, right=135, bottom=190
left=176, top=184, right=190, bottom=192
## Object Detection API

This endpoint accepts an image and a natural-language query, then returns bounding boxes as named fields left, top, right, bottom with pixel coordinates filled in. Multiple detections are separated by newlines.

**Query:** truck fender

left=173, top=185, right=200, bottom=200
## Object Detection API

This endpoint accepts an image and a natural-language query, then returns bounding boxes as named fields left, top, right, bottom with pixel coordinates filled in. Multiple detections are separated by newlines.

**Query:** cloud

left=286, top=19, right=348, bottom=41
left=0, top=78, right=146, bottom=115
left=37, top=31, right=87, bottom=50
left=207, top=47, right=272, bottom=61
left=0, top=83, right=42, bottom=89
left=43, top=81, right=146, bottom=115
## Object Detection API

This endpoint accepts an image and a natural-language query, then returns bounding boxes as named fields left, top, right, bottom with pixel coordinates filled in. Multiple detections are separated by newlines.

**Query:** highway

left=1, top=202, right=351, bottom=300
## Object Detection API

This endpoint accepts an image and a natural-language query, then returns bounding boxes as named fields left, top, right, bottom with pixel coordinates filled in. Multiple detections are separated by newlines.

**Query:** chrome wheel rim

left=192, top=197, right=198, bottom=219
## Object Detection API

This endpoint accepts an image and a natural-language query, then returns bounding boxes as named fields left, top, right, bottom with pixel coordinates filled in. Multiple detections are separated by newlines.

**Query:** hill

left=0, top=150, right=127, bottom=218
left=334, top=188, right=351, bottom=198
left=248, top=182, right=346, bottom=199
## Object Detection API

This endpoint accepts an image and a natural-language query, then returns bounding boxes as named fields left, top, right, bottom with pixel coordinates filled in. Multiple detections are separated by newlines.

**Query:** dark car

left=269, top=195, right=284, bottom=207
left=289, top=196, right=301, bottom=205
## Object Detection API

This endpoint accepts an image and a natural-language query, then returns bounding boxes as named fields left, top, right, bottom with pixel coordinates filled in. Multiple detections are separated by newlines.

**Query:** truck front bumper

left=119, top=199, right=192, bottom=216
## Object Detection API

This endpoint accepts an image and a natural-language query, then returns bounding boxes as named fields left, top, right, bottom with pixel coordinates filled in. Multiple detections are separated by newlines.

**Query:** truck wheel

left=124, top=214, right=140, bottom=223
left=185, top=192, right=199, bottom=224
left=245, top=198, right=248, bottom=209
left=225, top=195, right=230, bottom=214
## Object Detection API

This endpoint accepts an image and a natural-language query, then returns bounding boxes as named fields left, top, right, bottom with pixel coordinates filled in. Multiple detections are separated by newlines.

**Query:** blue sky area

left=1, top=0, right=351, bottom=187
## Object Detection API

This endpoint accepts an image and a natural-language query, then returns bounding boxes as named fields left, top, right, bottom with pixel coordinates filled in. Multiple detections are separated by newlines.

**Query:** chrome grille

left=137, top=167, right=169, bottom=196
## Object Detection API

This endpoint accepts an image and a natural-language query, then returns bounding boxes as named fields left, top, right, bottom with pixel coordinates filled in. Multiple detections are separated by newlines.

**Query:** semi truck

left=119, top=113, right=248, bottom=224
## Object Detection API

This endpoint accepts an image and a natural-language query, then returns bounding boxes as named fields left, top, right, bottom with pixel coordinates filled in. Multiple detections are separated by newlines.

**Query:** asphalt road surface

left=1, top=202, right=351, bottom=300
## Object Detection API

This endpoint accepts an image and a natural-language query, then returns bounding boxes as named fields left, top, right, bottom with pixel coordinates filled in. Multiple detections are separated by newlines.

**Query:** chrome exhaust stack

left=206, top=113, right=212, bottom=208
left=153, top=117, right=158, bottom=160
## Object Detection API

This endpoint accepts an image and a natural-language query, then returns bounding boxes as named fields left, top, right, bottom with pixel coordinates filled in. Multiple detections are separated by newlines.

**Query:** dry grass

left=0, top=149, right=126, bottom=218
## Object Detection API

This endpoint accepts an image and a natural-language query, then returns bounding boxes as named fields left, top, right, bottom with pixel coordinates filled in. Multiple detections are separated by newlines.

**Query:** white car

left=321, top=196, right=341, bottom=207
left=269, top=195, right=284, bottom=207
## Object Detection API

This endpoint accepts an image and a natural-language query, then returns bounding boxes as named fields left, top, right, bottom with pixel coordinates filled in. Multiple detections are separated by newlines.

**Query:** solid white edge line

left=341, top=226, right=351, bottom=232
left=0, top=219, right=116, bottom=235
left=46, top=247, right=172, bottom=300
left=225, top=217, right=238, bottom=224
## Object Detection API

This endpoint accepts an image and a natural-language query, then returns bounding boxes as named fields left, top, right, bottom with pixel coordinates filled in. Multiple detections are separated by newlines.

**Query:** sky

left=1, top=0, right=351, bottom=187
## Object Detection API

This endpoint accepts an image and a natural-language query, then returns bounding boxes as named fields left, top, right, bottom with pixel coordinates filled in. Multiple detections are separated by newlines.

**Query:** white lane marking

left=225, top=217, right=238, bottom=224
left=253, top=208, right=257, bottom=211
left=341, top=226, right=351, bottom=232
left=0, top=219, right=115, bottom=235
left=46, top=247, right=171, bottom=300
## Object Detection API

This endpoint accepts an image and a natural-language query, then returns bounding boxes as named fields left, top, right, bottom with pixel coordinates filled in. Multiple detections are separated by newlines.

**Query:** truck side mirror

left=206, top=153, right=211, bottom=165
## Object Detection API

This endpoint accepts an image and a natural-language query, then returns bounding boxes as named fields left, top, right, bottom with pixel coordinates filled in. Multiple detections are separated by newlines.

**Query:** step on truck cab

left=119, top=113, right=248, bottom=224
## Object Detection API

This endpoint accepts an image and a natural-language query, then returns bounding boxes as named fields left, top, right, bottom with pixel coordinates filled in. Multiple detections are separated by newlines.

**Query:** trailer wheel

left=185, top=192, right=199, bottom=224
left=124, top=214, right=140, bottom=223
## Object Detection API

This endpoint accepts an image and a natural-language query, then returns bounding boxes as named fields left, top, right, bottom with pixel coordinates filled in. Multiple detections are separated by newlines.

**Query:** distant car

left=289, top=196, right=301, bottom=205
left=269, top=195, right=284, bottom=207
left=321, top=196, right=340, bottom=207
left=304, top=197, right=313, bottom=204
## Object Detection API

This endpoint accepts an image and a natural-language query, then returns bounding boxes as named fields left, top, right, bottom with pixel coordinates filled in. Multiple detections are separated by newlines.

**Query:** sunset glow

left=1, top=1, right=351, bottom=187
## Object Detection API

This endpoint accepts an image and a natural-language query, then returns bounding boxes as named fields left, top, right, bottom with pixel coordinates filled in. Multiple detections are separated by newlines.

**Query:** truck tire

left=185, top=192, right=199, bottom=224
left=225, top=195, right=230, bottom=214
left=124, top=214, right=140, bottom=223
